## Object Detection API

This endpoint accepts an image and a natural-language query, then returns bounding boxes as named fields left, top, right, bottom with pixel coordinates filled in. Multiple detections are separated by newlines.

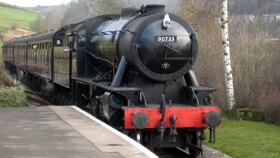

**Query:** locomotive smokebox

left=118, top=6, right=198, bottom=82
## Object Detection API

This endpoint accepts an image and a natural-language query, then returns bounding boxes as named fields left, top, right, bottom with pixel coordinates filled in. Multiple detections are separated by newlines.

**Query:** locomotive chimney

left=140, top=4, right=165, bottom=14
left=121, top=5, right=165, bottom=17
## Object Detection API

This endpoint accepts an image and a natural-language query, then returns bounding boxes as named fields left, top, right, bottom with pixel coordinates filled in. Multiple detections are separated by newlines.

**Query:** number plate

left=155, top=36, right=177, bottom=42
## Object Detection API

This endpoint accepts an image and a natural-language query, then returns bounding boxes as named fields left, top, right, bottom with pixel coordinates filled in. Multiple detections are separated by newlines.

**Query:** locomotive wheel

left=98, top=102, right=104, bottom=119
left=57, top=94, right=64, bottom=105
left=91, top=96, right=99, bottom=112
left=128, top=130, right=142, bottom=144
left=135, top=130, right=142, bottom=143
left=189, top=131, right=202, bottom=158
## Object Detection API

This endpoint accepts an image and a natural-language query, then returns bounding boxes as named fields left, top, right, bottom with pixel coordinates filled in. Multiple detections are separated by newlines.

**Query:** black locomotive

left=3, top=5, right=221, bottom=157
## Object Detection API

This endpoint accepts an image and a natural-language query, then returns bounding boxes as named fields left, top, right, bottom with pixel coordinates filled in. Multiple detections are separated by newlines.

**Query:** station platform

left=0, top=106, right=158, bottom=158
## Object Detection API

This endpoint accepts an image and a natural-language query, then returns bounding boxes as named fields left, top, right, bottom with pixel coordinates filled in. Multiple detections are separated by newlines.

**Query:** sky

left=0, top=0, right=72, bottom=7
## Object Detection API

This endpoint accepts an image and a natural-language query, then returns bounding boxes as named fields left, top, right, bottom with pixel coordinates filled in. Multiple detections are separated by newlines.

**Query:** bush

left=0, top=70, right=28, bottom=108
left=260, top=89, right=280, bottom=124
left=0, top=85, right=28, bottom=107
left=0, top=71, right=13, bottom=87
left=11, top=21, right=19, bottom=30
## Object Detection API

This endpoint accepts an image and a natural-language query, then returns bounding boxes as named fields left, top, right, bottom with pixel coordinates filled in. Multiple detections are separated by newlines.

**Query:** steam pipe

left=111, top=56, right=127, bottom=87
left=184, top=68, right=199, bottom=87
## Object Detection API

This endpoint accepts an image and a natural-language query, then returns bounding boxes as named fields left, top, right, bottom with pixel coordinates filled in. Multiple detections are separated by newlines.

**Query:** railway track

left=25, top=90, right=53, bottom=106
left=154, top=147, right=192, bottom=158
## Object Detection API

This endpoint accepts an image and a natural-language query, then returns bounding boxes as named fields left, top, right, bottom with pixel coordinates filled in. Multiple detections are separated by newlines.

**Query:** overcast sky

left=0, top=0, right=71, bottom=7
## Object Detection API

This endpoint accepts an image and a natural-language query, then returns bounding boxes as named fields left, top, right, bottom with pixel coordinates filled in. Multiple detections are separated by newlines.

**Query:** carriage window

left=79, top=29, right=86, bottom=47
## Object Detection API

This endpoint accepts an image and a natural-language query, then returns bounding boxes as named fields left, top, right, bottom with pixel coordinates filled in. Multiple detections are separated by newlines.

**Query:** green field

left=0, top=4, right=39, bottom=32
left=204, top=118, right=280, bottom=158
left=0, top=3, right=39, bottom=57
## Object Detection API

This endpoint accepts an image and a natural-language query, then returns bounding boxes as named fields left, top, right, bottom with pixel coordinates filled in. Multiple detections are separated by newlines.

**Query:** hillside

left=0, top=2, right=39, bottom=58
left=0, top=2, right=39, bottom=32
left=1, top=28, right=35, bottom=42
left=28, top=5, right=58, bottom=16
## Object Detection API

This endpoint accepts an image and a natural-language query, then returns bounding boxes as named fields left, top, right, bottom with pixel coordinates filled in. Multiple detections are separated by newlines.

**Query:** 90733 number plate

left=155, top=36, right=177, bottom=42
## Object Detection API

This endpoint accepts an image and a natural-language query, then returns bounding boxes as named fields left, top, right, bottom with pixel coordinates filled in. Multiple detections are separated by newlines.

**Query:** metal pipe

left=111, top=56, right=127, bottom=87
left=209, top=127, right=213, bottom=143
left=184, top=68, right=199, bottom=87
left=213, top=127, right=216, bottom=144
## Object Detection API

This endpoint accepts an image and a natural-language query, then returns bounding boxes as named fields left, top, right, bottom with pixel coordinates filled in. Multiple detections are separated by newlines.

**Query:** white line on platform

left=71, top=106, right=158, bottom=158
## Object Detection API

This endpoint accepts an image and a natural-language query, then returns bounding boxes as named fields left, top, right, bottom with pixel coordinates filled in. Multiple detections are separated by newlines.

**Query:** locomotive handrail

left=74, top=77, right=141, bottom=92
left=92, top=29, right=137, bottom=35
left=119, top=29, right=138, bottom=34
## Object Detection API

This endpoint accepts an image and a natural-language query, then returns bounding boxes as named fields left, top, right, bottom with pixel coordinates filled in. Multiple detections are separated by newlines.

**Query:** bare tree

left=30, top=14, right=45, bottom=33
left=61, top=1, right=91, bottom=26
left=221, top=0, right=235, bottom=110
left=45, top=6, right=67, bottom=31
left=78, top=0, right=122, bottom=16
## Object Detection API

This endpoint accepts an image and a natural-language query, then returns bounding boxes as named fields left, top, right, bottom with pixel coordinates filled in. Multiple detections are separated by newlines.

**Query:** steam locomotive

left=2, top=5, right=221, bottom=157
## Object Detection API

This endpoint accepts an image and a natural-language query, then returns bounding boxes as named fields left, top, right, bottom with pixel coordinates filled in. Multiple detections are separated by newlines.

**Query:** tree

left=221, top=0, right=235, bottom=110
left=30, top=14, right=45, bottom=33
left=78, top=0, right=122, bottom=16
left=44, top=6, right=67, bottom=31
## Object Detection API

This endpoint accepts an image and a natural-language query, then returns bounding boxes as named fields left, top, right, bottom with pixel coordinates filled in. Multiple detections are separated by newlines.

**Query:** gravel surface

left=197, top=145, right=232, bottom=158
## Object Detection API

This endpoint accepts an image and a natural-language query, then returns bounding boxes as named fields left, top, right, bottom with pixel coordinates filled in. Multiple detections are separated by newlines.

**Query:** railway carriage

left=3, top=5, right=221, bottom=157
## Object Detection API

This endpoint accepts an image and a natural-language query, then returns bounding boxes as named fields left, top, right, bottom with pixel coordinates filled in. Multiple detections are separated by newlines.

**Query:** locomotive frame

left=2, top=5, right=221, bottom=157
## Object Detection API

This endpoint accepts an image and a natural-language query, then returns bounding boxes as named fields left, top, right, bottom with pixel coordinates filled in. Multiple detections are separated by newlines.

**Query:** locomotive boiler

left=3, top=4, right=221, bottom=157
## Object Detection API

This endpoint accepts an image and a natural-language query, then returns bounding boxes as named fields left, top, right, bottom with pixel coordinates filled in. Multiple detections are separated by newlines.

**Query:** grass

left=0, top=4, right=39, bottom=32
left=204, top=117, right=280, bottom=158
